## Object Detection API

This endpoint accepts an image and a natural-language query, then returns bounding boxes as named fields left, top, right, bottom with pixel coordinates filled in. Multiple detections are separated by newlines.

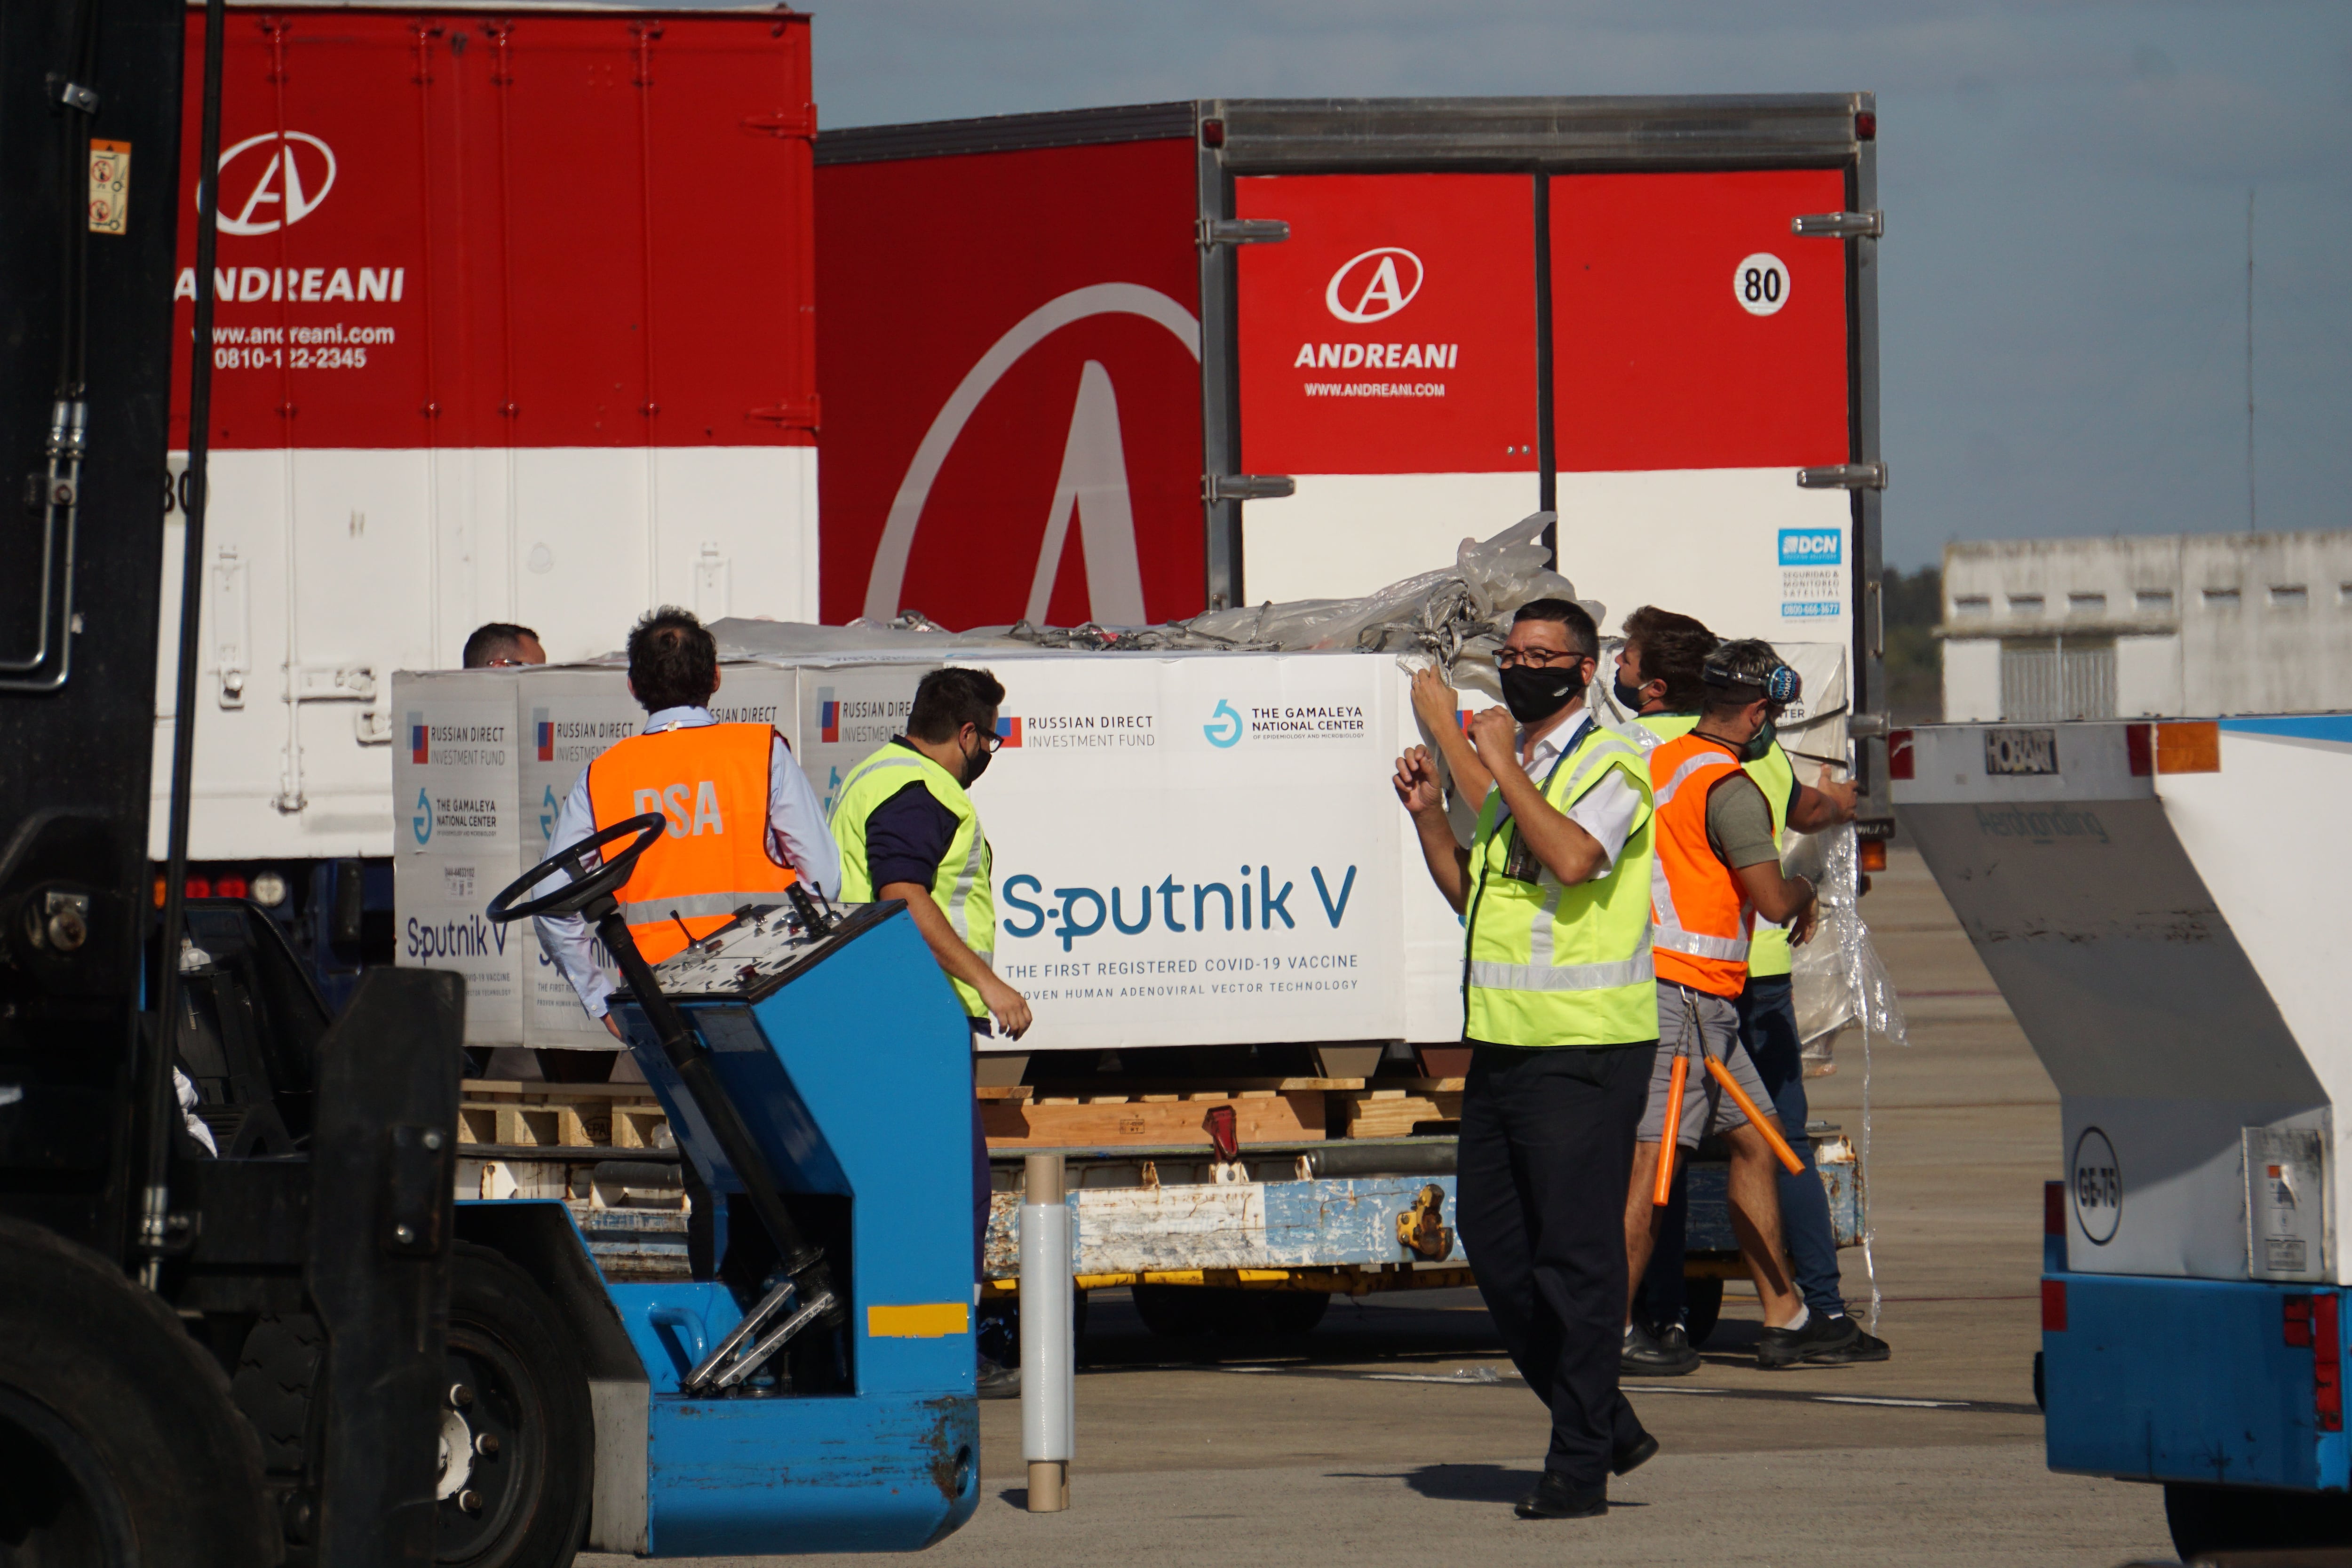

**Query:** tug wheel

left=435, top=1243, right=592, bottom=1568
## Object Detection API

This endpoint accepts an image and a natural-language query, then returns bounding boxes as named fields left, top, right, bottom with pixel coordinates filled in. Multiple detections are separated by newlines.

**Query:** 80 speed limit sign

left=1733, top=252, right=1789, bottom=317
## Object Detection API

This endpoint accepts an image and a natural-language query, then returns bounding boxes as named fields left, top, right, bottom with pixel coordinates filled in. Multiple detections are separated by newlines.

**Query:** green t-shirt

left=1704, top=767, right=1780, bottom=868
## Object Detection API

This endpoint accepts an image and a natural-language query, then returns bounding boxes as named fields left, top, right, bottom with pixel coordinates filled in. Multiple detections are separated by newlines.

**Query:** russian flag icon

left=995, top=716, right=1022, bottom=747
left=408, top=712, right=428, bottom=764
left=533, top=708, right=553, bottom=762
left=817, top=686, right=838, bottom=743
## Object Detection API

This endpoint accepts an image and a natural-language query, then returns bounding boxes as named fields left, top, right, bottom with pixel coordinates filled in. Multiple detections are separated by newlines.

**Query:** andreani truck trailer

left=393, top=92, right=1895, bottom=1339
left=1894, top=715, right=2352, bottom=1560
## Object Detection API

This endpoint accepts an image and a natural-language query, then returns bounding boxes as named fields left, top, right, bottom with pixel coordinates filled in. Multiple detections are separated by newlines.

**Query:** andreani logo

left=1325, top=247, right=1424, bottom=323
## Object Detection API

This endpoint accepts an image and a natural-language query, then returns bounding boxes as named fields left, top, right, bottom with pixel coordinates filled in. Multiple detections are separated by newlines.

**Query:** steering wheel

left=486, top=813, right=666, bottom=924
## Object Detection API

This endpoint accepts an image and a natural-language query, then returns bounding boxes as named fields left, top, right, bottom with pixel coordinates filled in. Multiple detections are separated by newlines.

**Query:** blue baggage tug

left=1897, top=716, right=2352, bottom=1559
left=484, top=816, right=980, bottom=1555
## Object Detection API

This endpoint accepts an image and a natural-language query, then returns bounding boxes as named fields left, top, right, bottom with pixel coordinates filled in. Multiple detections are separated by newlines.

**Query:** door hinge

left=1791, top=210, right=1883, bottom=239
left=1796, top=462, right=1887, bottom=491
left=1203, top=474, right=1294, bottom=504
left=742, top=104, right=817, bottom=139
left=1198, top=218, right=1288, bottom=249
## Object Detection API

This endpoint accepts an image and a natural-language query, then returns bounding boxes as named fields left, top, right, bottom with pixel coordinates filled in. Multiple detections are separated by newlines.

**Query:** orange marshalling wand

left=1651, top=1052, right=1688, bottom=1206
left=1704, top=1056, right=1806, bottom=1174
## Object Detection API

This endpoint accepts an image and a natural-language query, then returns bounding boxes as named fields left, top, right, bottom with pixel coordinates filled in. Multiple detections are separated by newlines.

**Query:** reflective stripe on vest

left=1639, top=712, right=1796, bottom=980
left=829, top=742, right=996, bottom=1017
left=1461, top=721, right=1657, bottom=1048
left=1646, top=732, right=1756, bottom=998
left=585, top=724, right=793, bottom=964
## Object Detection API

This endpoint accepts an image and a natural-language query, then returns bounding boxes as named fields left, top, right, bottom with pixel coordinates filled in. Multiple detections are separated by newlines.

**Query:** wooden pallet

left=983, top=1088, right=1324, bottom=1149
left=454, top=1075, right=1471, bottom=1155
left=458, top=1081, right=669, bottom=1152
left=1332, top=1086, right=1464, bottom=1138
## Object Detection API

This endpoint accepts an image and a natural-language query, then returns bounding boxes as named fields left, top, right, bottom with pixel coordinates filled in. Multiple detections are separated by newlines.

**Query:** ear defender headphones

left=1700, top=647, right=1802, bottom=708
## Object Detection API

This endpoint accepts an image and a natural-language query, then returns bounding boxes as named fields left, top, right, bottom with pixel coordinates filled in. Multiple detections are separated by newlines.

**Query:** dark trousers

left=1737, top=977, right=1846, bottom=1317
left=1457, top=1040, right=1657, bottom=1487
left=972, top=1094, right=990, bottom=1288
left=968, top=1020, right=992, bottom=1292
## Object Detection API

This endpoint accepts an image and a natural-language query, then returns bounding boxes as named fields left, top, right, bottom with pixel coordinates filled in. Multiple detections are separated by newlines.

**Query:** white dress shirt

left=534, top=705, right=841, bottom=1020
left=1493, top=710, right=1642, bottom=878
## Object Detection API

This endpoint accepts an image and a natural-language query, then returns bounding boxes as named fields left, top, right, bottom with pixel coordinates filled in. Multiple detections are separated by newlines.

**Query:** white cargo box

left=389, top=671, right=523, bottom=1044
left=396, top=640, right=1852, bottom=1054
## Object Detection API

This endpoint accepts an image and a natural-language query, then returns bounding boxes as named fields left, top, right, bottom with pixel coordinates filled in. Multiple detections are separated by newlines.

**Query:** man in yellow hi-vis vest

left=1395, top=598, right=1659, bottom=1521
left=1612, top=606, right=1888, bottom=1372
left=830, top=666, right=1028, bottom=1396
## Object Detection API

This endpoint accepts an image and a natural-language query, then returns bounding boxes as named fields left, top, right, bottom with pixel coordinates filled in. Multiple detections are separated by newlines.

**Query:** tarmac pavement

left=583, top=849, right=2179, bottom=1567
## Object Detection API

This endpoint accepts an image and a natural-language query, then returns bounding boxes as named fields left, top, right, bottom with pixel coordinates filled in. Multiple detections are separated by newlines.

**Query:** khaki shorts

left=1636, top=981, right=1775, bottom=1148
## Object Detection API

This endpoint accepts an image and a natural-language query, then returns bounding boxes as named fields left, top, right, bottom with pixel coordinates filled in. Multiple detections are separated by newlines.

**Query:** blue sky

left=810, top=0, right=2352, bottom=571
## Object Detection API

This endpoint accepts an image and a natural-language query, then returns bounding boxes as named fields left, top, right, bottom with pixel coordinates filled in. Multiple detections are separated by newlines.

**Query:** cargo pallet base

left=446, top=1076, right=1863, bottom=1308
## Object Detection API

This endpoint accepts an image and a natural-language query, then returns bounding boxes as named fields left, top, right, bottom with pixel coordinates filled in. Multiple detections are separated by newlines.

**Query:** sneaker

left=1612, top=1431, right=1660, bottom=1477
left=1811, top=1322, right=1891, bottom=1364
left=1756, top=1311, right=1863, bottom=1369
left=1621, top=1320, right=1701, bottom=1377
left=1514, top=1470, right=1608, bottom=1520
left=977, top=1357, right=1022, bottom=1400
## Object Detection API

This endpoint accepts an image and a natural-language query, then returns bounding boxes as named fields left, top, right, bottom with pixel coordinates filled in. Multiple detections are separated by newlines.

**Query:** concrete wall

left=1939, top=530, right=2352, bottom=720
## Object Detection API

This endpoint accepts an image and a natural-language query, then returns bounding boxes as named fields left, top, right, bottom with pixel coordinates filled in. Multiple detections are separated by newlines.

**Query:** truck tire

left=1683, top=1278, right=1725, bottom=1348
left=1131, top=1284, right=1216, bottom=1338
left=0, top=1217, right=278, bottom=1568
left=2165, top=1482, right=2352, bottom=1559
left=1213, top=1290, right=1328, bottom=1338
left=1131, top=1286, right=1328, bottom=1339
left=437, top=1242, right=592, bottom=1568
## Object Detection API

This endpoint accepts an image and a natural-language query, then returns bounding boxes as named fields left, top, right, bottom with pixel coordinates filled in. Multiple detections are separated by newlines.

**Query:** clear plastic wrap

left=1784, top=821, right=1907, bottom=1330
left=708, top=513, right=1592, bottom=669
left=1786, top=825, right=1907, bottom=1055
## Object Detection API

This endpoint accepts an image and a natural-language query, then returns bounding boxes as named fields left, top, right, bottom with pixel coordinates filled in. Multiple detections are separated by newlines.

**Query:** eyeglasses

left=973, top=727, right=1006, bottom=753
left=1495, top=647, right=1591, bottom=670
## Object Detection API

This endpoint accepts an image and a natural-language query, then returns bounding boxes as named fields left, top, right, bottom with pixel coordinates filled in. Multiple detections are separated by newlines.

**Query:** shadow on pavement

left=1328, top=1465, right=1657, bottom=1508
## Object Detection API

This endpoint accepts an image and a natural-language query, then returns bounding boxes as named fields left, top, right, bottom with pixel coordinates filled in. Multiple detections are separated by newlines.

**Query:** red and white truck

left=813, top=95, right=1894, bottom=823
left=156, top=2, right=817, bottom=997
left=804, top=96, right=1895, bottom=1334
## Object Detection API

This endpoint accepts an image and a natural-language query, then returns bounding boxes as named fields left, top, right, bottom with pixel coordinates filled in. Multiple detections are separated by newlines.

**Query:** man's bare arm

left=1786, top=764, right=1858, bottom=834
left=1395, top=746, right=1470, bottom=912
left=1733, top=860, right=1819, bottom=944
left=878, top=879, right=1032, bottom=1037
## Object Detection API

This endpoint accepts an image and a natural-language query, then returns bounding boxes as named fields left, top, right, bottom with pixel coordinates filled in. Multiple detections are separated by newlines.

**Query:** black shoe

left=1515, top=1471, right=1608, bottom=1520
left=1756, top=1311, right=1863, bottom=1369
left=1811, top=1323, right=1891, bottom=1364
left=1621, top=1320, right=1701, bottom=1377
left=1612, top=1432, right=1660, bottom=1477
left=977, top=1357, right=1021, bottom=1400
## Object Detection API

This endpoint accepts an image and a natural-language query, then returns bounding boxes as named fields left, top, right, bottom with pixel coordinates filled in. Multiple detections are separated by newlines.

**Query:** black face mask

left=1500, top=663, right=1582, bottom=725
left=961, top=737, right=992, bottom=787
left=1612, top=673, right=1649, bottom=714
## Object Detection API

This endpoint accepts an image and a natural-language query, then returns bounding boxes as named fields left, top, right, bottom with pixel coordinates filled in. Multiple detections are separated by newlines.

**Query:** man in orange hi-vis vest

left=534, top=608, right=840, bottom=1085
left=1625, top=639, right=1859, bottom=1370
